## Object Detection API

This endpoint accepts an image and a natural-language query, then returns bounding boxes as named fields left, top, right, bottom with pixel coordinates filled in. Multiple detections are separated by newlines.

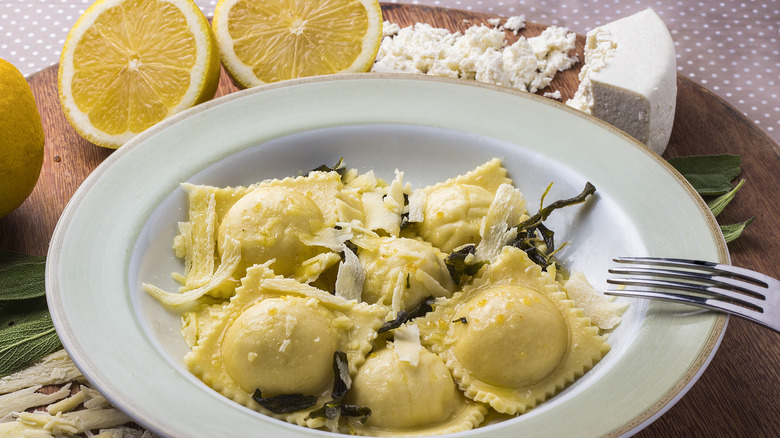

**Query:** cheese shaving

left=475, top=183, right=526, bottom=262
left=392, top=324, right=423, bottom=367
left=47, top=386, right=87, bottom=415
left=184, top=188, right=217, bottom=289
left=362, top=190, right=401, bottom=235
left=300, top=227, right=353, bottom=252
left=383, top=169, right=407, bottom=215
left=0, top=350, right=82, bottom=395
left=407, top=190, right=426, bottom=223
left=390, top=271, right=406, bottom=319
left=563, top=271, right=627, bottom=330
left=0, top=384, right=71, bottom=421
left=143, top=235, right=241, bottom=307
left=334, top=246, right=365, bottom=301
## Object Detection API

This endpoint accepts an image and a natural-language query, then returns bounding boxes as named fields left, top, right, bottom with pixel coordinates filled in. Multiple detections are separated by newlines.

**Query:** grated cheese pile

left=0, top=350, right=152, bottom=438
left=372, top=18, right=578, bottom=93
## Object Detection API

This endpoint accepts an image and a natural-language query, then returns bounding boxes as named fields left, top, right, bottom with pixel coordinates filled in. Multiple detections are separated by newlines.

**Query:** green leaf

left=0, top=297, right=50, bottom=329
left=0, top=313, right=62, bottom=377
left=720, top=218, right=755, bottom=243
left=707, top=179, right=745, bottom=217
left=0, top=249, right=46, bottom=301
left=668, top=154, right=741, bottom=195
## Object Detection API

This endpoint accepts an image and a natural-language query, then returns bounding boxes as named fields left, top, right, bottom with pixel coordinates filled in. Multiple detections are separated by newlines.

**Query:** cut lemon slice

left=58, top=0, right=221, bottom=149
left=212, top=0, right=383, bottom=88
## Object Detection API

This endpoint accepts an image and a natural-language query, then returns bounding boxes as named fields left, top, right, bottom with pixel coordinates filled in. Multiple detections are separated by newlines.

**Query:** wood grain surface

left=1, top=3, right=778, bottom=437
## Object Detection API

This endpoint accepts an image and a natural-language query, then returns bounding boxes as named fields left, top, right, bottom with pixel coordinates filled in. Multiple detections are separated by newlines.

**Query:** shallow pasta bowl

left=46, top=73, right=727, bottom=438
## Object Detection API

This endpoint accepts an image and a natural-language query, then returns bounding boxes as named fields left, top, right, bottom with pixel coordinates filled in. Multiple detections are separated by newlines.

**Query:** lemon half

left=58, top=0, right=221, bottom=149
left=212, top=0, right=383, bottom=88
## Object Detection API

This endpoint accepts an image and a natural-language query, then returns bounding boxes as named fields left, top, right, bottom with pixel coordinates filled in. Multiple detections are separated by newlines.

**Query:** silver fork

left=605, top=257, right=779, bottom=333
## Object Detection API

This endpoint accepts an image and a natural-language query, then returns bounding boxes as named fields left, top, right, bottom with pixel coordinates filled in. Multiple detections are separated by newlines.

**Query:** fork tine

left=606, top=277, right=766, bottom=311
left=604, top=289, right=768, bottom=327
left=608, top=266, right=768, bottom=299
left=613, top=257, right=772, bottom=287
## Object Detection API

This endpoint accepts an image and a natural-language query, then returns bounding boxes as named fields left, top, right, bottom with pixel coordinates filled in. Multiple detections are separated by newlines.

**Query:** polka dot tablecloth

left=1, top=0, right=778, bottom=146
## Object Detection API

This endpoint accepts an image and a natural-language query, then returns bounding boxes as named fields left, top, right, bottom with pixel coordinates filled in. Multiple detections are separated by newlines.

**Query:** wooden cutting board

left=1, top=3, right=778, bottom=437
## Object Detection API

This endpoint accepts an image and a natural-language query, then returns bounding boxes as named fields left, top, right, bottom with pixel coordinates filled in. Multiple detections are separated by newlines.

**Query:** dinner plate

left=47, top=74, right=728, bottom=438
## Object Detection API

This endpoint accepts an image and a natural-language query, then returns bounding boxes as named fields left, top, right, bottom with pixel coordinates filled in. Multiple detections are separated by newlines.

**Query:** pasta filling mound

left=451, top=285, right=569, bottom=388
left=221, top=296, right=340, bottom=396
left=143, top=158, right=626, bottom=435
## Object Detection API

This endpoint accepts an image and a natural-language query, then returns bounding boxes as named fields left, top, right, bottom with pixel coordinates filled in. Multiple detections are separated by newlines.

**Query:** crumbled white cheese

left=504, top=15, right=526, bottom=34
left=373, top=22, right=577, bottom=93
left=487, top=17, right=501, bottom=27
left=543, top=90, right=562, bottom=100
left=382, top=21, right=401, bottom=37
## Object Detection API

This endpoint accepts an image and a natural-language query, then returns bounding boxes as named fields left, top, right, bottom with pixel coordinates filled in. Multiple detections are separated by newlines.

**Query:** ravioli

left=145, top=159, right=621, bottom=435
left=184, top=263, right=387, bottom=428
left=414, top=158, right=515, bottom=252
left=417, top=246, right=610, bottom=414
left=147, top=171, right=344, bottom=306
left=217, top=186, right=326, bottom=277
left=345, top=342, right=487, bottom=436
left=358, top=237, right=455, bottom=314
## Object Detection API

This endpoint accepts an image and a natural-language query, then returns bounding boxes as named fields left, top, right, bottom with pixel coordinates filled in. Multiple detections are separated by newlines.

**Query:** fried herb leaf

left=308, top=351, right=371, bottom=422
left=251, top=390, right=318, bottom=414
left=514, top=182, right=596, bottom=231
left=378, top=296, right=435, bottom=333
left=509, top=183, right=596, bottom=269
left=399, top=193, right=411, bottom=230
left=668, top=154, right=741, bottom=195
left=444, top=245, right=487, bottom=284
left=308, top=158, right=346, bottom=177
left=330, top=351, right=351, bottom=402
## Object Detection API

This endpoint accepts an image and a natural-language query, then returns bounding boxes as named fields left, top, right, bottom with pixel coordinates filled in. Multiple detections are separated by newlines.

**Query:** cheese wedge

left=567, top=9, right=677, bottom=155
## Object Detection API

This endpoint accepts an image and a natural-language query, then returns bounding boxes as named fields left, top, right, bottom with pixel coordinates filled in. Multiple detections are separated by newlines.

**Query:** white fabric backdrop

left=1, top=0, right=778, bottom=145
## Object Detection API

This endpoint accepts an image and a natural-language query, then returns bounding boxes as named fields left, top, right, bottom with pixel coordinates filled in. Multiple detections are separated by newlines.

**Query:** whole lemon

left=0, top=58, right=45, bottom=218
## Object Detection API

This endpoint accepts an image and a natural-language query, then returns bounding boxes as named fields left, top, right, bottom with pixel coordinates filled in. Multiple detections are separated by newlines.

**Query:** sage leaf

left=251, top=390, right=318, bottom=414
left=707, top=179, right=745, bottom=217
left=668, top=154, right=741, bottom=195
left=720, top=218, right=755, bottom=243
left=0, top=313, right=62, bottom=377
left=0, top=298, right=50, bottom=329
left=0, top=249, right=46, bottom=302
left=378, top=296, right=435, bottom=333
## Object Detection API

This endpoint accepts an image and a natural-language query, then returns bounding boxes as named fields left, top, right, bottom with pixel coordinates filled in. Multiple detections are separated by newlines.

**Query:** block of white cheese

left=567, top=9, right=677, bottom=155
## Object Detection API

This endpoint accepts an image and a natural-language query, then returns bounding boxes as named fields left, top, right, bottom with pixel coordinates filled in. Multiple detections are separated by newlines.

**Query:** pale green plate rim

left=46, top=73, right=728, bottom=438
